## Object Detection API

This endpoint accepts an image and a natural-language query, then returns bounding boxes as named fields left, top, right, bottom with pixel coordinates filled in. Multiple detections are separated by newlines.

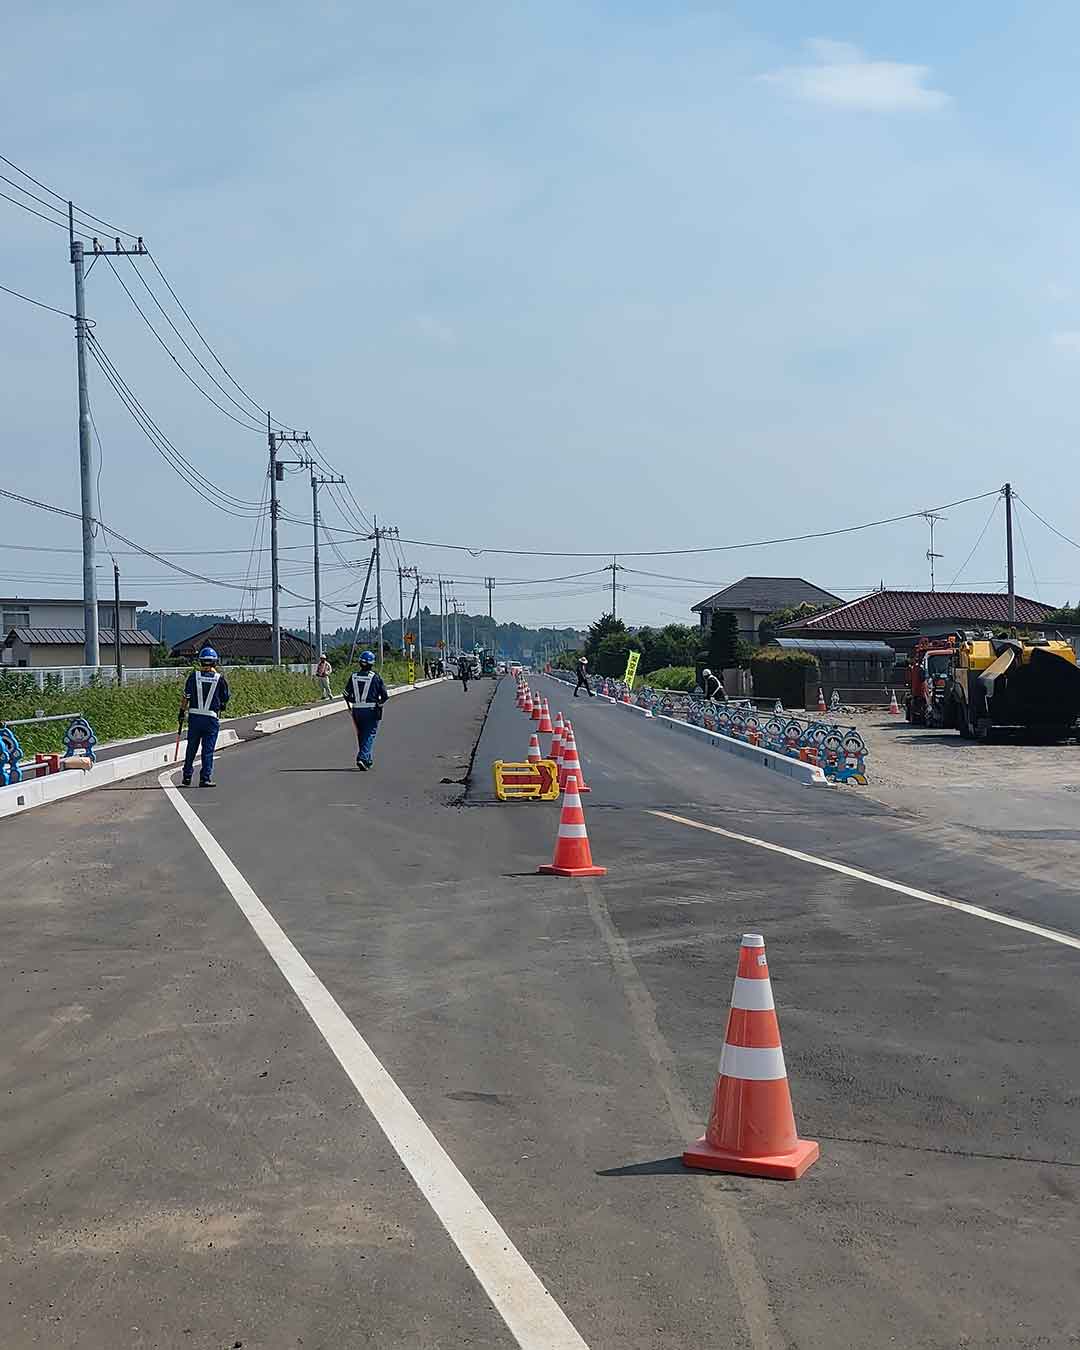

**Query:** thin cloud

left=761, top=38, right=950, bottom=112
left=1051, top=331, right=1080, bottom=354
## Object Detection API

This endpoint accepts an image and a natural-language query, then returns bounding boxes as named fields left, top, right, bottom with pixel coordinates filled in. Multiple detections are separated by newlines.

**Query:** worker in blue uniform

left=180, top=646, right=230, bottom=787
left=344, top=650, right=389, bottom=770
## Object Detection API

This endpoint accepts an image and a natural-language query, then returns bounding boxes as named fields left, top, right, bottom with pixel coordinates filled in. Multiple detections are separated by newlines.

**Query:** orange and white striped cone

left=888, top=688, right=900, bottom=715
left=683, top=934, right=818, bottom=1180
left=549, top=713, right=565, bottom=766
left=538, top=772, right=606, bottom=877
left=531, top=691, right=543, bottom=723
left=524, top=689, right=536, bottom=717
left=622, top=687, right=631, bottom=704
left=816, top=688, right=827, bottom=714
left=538, top=698, right=554, bottom=735
left=558, top=723, right=590, bottom=792
left=526, top=732, right=542, bottom=763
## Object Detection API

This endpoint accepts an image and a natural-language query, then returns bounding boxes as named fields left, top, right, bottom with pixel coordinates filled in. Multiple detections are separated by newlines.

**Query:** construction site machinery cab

left=943, top=632, right=1080, bottom=741
left=479, top=651, right=498, bottom=677
left=905, top=637, right=955, bottom=728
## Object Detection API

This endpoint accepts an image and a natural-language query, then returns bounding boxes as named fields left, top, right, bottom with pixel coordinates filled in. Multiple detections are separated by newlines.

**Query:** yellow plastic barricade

left=492, top=759, right=560, bottom=801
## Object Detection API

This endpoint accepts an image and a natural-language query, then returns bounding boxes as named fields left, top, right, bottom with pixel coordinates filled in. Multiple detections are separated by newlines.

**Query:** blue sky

left=3, top=2, right=1080, bottom=630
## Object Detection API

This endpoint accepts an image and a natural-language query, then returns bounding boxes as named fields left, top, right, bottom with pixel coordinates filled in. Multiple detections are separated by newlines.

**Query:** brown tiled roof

left=169, top=621, right=314, bottom=661
left=780, top=590, right=1056, bottom=635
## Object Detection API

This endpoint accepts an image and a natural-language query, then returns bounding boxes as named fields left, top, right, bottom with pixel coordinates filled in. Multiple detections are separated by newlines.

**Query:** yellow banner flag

left=623, top=650, right=641, bottom=689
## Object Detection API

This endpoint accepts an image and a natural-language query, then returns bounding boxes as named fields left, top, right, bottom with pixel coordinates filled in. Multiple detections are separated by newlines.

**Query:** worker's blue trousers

left=351, top=708, right=379, bottom=765
left=184, top=714, right=219, bottom=783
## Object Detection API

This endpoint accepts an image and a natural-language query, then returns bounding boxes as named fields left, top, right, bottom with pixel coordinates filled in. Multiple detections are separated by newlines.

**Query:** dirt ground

left=837, top=710, right=1080, bottom=885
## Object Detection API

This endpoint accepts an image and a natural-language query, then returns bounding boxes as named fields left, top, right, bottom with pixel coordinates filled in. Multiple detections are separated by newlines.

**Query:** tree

left=708, top=611, right=739, bottom=671
left=758, top=600, right=838, bottom=646
left=586, top=613, right=626, bottom=658
left=595, top=632, right=641, bottom=677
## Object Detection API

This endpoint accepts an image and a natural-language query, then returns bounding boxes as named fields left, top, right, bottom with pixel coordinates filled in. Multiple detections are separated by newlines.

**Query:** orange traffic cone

left=526, top=732, right=542, bottom=763
left=683, top=934, right=818, bottom=1180
left=621, top=686, right=631, bottom=704
left=558, top=723, right=590, bottom=792
left=538, top=773, right=606, bottom=877
left=538, top=698, right=554, bottom=735
left=531, top=692, right=543, bottom=723
left=524, top=689, right=535, bottom=717
left=887, top=688, right=900, bottom=715
left=816, top=688, right=827, bottom=713
left=549, top=713, right=565, bottom=766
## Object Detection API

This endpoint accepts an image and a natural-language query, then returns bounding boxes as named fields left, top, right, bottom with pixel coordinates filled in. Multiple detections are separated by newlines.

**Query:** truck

left=905, top=636, right=956, bottom=728
left=942, top=632, right=1080, bottom=741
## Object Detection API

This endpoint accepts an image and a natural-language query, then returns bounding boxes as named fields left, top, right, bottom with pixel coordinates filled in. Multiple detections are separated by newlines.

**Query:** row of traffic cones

left=526, top=673, right=818, bottom=1183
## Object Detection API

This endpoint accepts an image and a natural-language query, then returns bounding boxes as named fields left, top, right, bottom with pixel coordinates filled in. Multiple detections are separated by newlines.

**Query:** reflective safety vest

left=191, top=671, right=221, bottom=719
left=350, top=672, right=379, bottom=708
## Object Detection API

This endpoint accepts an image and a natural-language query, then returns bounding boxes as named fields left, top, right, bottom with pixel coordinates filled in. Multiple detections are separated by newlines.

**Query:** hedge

left=645, top=666, right=697, bottom=691
left=749, top=649, right=818, bottom=705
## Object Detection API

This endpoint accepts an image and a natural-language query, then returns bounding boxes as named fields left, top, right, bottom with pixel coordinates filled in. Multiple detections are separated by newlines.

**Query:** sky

left=3, top=0, right=1080, bottom=635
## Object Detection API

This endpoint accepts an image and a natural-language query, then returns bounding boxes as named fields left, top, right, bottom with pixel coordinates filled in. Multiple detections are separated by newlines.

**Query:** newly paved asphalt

left=1, top=675, right=1077, bottom=1349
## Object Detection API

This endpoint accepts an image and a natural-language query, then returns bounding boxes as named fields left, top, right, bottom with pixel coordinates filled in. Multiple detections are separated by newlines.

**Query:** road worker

left=344, top=650, right=389, bottom=770
left=180, top=646, right=229, bottom=787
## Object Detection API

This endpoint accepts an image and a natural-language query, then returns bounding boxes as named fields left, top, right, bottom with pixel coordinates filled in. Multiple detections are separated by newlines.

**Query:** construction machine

left=905, top=636, right=956, bottom=727
left=943, top=632, right=1080, bottom=740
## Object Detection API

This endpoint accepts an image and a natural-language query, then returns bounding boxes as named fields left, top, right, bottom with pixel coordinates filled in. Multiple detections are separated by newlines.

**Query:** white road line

left=650, top=810, right=1080, bottom=953
left=160, top=770, right=589, bottom=1350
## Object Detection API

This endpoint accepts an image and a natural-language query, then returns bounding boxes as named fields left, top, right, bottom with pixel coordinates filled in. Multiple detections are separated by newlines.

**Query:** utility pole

left=1004, top=482, right=1016, bottom=624
left=70, top=208, right=145, bottom=666
left=485, top=576, right=495, bottom=653
left=308, top=467, right=345, bottom=658
left=416, top=573, right=423, bottom=667
left=268, top=425, right=312, bottom=665
left=606, top=556, right=622, bottom=620
left=113, top=559, right=122, bottom=686
left=347, top=550, right=377, bottom=664
left=438, top=577, right=446, bottom=660
left=399, top=565, right=406, bottom=655
left=307, top=616, right=313, bottom=675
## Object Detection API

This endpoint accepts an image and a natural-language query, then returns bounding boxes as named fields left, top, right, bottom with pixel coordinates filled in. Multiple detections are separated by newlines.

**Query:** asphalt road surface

left=1, top=675, right=1077, bottom=1349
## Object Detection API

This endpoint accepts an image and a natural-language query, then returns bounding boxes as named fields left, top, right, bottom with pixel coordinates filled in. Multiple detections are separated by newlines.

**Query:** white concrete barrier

left=0, top=730, right=242, bottom=820
left=0, top=678, right=454, bottom=819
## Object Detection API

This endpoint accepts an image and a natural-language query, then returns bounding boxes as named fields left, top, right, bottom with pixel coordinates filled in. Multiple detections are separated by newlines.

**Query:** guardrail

left=0, top=662, right=314, bottom=691
left=544, top=668, right=869, bottom=784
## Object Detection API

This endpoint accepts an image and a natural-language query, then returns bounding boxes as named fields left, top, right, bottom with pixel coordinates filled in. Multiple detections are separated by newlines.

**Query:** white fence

left=4, top=663, right=313, bottom=691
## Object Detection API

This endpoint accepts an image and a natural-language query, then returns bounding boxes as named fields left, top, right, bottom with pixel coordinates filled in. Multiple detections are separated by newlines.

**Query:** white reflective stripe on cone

left=718, top=1042, right=787, bottom=1082
left=558, top=823, right=588, bottom=838
left=731, top=976, right=775, bottom=1011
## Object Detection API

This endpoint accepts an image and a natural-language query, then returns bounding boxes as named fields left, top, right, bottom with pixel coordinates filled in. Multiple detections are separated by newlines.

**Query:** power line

left=948, top=496, right=1000, bottom=586
left=305, top=490, right=1001, bottom=558
left=1014, top=495, right=1080, bottom=553
left=102, top=253, right=265, bottom=434
left=1014, top=502, right=1040, bottom=601
left=87, top=333, right=263, bottom=517
left=0, top=186, right=93, bottom=238
left=0, top=151, right=139, bottom=238
left=0, top=281, right=73, bottom=319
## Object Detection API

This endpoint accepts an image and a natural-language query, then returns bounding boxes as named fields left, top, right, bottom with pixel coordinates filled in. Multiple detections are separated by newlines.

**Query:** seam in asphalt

left=814, top=1133, right=1080, bottom=1170
left=580, top=874, right=786, bottom=1350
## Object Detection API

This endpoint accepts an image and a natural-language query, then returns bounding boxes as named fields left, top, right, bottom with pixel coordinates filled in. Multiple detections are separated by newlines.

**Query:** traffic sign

left=405, top=631, right=415, bottom=644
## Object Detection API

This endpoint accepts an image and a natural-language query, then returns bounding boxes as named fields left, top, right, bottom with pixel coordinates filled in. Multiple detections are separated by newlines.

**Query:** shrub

left=646, top=666, right=697, bottom=691
left=750, top=649, right=818, bottom=705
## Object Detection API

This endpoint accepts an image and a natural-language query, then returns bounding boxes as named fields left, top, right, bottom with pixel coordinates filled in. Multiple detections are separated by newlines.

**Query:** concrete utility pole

left=268, top=426, right=312, bottom=665
left=438, top=576, right=445, bottom=657
left=606, top=557, right=622, bottom=620
left=113, top=559, right=122, bottom=686
left=399, top=566, right=406, bottom=654
left=1004, top=482, right=1016, bottom=625
left=347, top=549, right=377, bottom=664
left=309, top=468, right=345, bottom=658
left=485, top=576, right=495, bottom=652
left=70, top=207, right=145, bottom=666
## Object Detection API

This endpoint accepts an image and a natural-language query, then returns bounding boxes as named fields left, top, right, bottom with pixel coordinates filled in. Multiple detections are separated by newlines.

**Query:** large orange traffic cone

left=524, top=689, right=536, bottom=717
left=549, top=713, right=565, bottom=766
left=538, top=698, right=554, bottom=734
left=526, top=732, right=542, bottom=763
left=683, top=934, right=818, bottom=1180
left=558, top=723, right=590, bottom=792
left=538, top=773, right=606, bottom=877
left=531, top=691, right=543, bottom=723
left=816, top=688, right=827, bottom=713
left=887, top=688, right=900, bottom=715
